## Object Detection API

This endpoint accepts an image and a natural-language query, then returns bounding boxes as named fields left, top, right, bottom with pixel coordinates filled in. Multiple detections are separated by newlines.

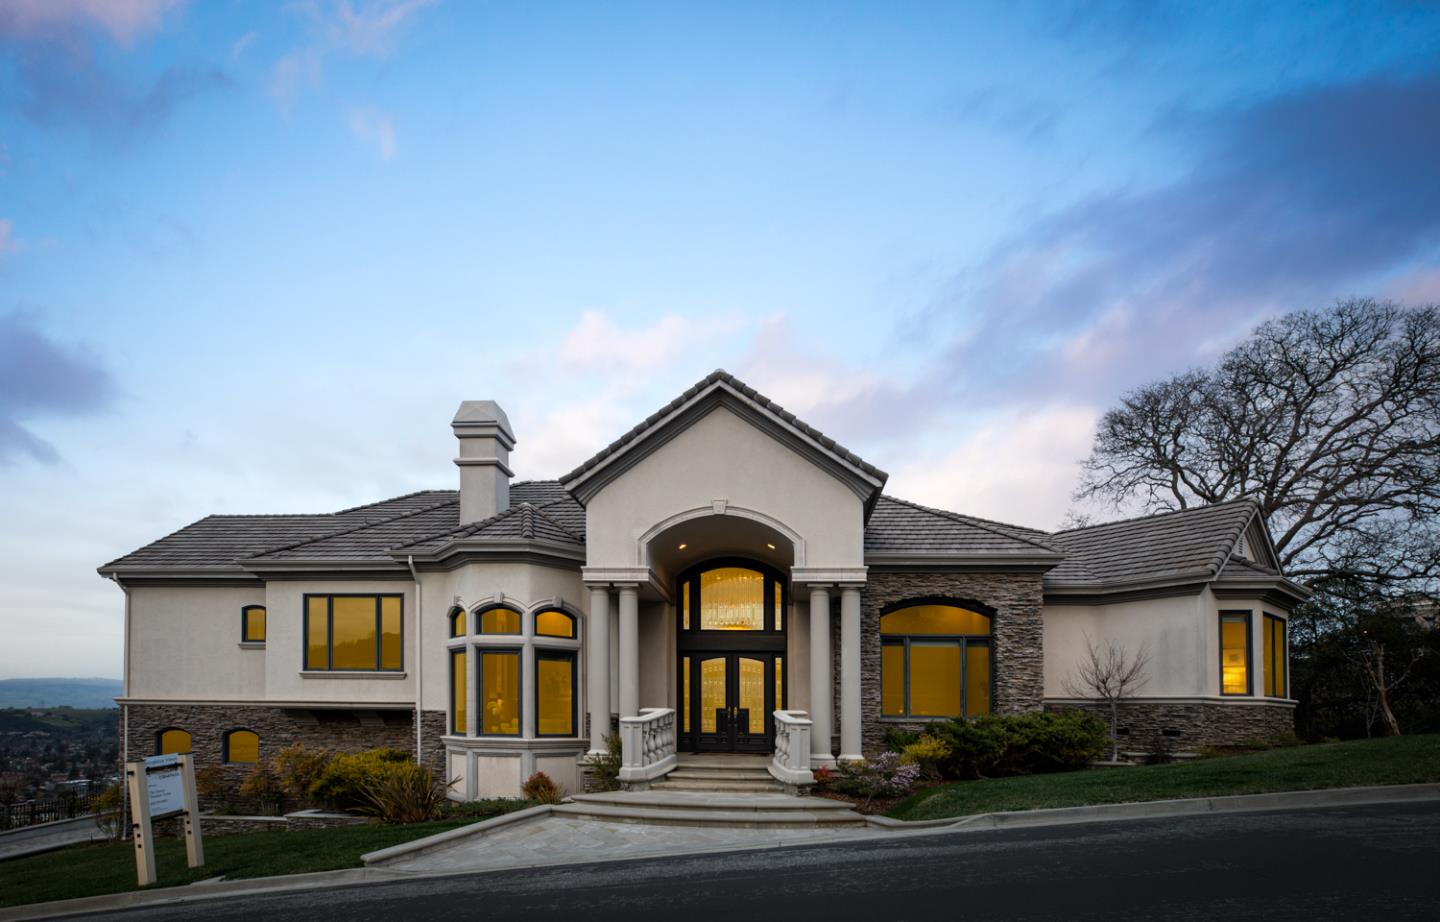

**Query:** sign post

left=126, top=752, right=205, bottom=887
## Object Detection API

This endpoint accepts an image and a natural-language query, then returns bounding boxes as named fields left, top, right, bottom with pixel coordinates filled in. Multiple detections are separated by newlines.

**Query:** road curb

left=4, top=783, right=1438, bottom=921
left=863, top=782, right=1440, bottom=830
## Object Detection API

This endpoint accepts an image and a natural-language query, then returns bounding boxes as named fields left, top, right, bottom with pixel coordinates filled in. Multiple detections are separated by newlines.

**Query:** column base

left=810, top=754, right=837, bottom=770
left=837, top=753, right=865, bottom=764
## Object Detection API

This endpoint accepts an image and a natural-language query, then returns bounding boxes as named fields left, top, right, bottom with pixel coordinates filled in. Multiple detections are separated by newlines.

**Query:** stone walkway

left=380, top=813, right=892, bottom=874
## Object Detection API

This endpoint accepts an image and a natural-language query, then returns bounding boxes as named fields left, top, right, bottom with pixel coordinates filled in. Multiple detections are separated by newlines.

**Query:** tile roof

left=865, top=495, right=1063, bottom=558
left=395, top=497, right=585, bottom=552
left=1045, top=497, right=1260, bottom=585
left=559, top=369, right=889, bottom=487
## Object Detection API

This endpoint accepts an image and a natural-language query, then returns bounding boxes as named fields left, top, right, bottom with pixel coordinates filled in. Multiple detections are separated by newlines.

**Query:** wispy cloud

left=347, top=106, right=396, bottom=159
left=0, top=0, right=184, bottom=47
left=0, top=312, right=116, bottom=465
left=272, top=0, right=438, bottom=106
left=230, top=30, right=259, bottom=61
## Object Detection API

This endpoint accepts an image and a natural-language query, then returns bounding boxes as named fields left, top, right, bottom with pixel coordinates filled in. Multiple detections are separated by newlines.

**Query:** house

left=98, top=370, right=1308, bottom=797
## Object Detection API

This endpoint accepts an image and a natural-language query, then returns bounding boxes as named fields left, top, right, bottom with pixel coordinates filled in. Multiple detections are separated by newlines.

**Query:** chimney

left=452, top=400, right=515, bottom=525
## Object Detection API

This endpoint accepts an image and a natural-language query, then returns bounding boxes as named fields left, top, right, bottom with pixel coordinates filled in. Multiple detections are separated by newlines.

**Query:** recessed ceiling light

left=678, top=543, right=688, bottom=550
left=766, top=543, right=776, bottom=549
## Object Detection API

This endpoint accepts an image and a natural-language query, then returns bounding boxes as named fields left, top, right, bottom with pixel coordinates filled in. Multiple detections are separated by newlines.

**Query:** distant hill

left=0, top=678, right=122, bottom=709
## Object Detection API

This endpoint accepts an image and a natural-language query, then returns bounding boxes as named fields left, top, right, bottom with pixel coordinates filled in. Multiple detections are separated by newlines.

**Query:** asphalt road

left=73, top=801, right=1440, bottom=922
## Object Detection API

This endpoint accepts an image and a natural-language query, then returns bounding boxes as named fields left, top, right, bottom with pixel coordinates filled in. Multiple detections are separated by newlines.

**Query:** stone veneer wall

left=1045, top=699, right=1296, bottom=755
left=856, top=570, right=1046, bottom=755
left=124, top=704, right=447, bottom=810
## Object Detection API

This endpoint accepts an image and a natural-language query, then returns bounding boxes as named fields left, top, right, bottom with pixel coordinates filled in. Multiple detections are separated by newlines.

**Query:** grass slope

left=889, top=734, right=1440, bottom=822
left=0, top=819, right=472, bottom=909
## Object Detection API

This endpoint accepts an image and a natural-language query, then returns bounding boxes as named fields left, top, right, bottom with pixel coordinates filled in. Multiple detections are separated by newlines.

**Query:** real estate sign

left=126, top=752, right=204, bottom=886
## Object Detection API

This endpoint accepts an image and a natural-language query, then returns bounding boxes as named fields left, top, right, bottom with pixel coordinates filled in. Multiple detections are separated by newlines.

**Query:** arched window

left=241, top=605, right=266, bottom=643
left=676, top=561, right=787, bottom=633
left=535, top=609, right=576, bottom=639
left=449, top=607, right=467, bottom=638
left=157, top=728, right=191, bottom=755
left=224, top=729, right=259, bottom=763
left=880, top=602, right=992, bottom=719
left=478, top=606, right=521, bottom=635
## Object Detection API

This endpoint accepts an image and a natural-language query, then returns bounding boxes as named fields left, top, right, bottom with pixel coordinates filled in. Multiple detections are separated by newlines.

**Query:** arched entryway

left=674, top=558, right=788, bottom=753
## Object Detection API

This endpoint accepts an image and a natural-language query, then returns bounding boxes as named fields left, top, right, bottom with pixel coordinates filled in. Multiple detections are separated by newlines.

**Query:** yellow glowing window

left=537, top=653, right=576, bottom=736
left=700, top=567, right=765, bottom=630
left=966, top=644, right=991, bottom=716
left=775, top=655, right=784, bottom=710
left=304, top=595, right=404, bottom=671
left=241, top=606, right=266, bottom=643
left=881, top=604, right=991, bottom=636
left=681, top=581, right=690, bottom=630
left=1264, top=614, right=1287, bottom=698
left=451, top=649, right=467, bottom=735
left=224, top=730, right=259, bottom=764
left=910, top=643, right=962, bottom=717
left=882, top=643, right=905, bottom=716
left=535, top=610, right=576, bottom=639
left=774, top=582, right=784, bottom=631
left=682, top=656, right=691, bottom=733
left=479, top=607, right=521, bottom=634
left=450, top=608, right=467, bottom=638
left=1221, top=613, right=1251, bottom=695
left=158, top=728, right=191, bottom=755
left=480, top=651, right=520, bottom=735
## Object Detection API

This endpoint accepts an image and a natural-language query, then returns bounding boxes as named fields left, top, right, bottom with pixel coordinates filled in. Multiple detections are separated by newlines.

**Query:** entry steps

left=559, top=791, right=866, bottom=829
left=652, top=754, right=783, bottom=794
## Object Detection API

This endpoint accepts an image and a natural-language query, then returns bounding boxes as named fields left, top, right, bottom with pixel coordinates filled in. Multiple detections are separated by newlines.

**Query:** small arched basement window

left=224, top=729, right=260, bottom=763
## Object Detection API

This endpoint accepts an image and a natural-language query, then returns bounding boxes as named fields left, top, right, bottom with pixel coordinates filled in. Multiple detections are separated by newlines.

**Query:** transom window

left=449, top=607, right=467, bottom=638
left=479, top=606, right=521, bottom=635
left=535, top=609, right=576, bottom=639
left=881, top=602, right=992, bottom=719
left=241, top=605, right=266, bottom=643
left=678, top=561, right=787, bottom=633
left=304, top=594, right=403, bottom=671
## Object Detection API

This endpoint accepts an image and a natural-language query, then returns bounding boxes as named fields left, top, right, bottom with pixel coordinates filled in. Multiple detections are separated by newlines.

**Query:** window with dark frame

left=241, top=605, right=266, bottom=643
left=224, top=729, right=259, bottom=763
left=535, top=650, right=577, bottom=736
left=1220, top=611, right=1252, bottom=695
left=880, top=603, right=992, bottom=719
left=303, top=594, right=403, bottom=671
left=1263, top=613, right=1287, bottom=698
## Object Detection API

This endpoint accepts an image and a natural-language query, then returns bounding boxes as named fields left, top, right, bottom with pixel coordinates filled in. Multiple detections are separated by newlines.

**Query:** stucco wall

left=584, top=406, right=867, bottom=570
left=127, top=585, right=267, bottom=700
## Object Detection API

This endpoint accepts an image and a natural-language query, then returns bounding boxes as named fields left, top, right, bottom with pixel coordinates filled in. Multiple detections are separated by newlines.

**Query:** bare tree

left=1076, top=298, right=1440, bottom=591
left=1064, top=635, right=1151, bottom=762
left=1351, top=631, right=1427, bottom=737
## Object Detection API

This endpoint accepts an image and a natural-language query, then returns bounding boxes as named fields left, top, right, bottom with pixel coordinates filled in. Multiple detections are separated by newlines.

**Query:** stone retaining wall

left=1045, top=698, right=1297, bottom=756
left=123, top=703, right=447, bottom=811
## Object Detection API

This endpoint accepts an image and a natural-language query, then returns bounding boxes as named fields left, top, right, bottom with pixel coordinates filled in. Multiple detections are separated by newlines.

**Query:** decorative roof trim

left=558, top=370, right=888, bottom=515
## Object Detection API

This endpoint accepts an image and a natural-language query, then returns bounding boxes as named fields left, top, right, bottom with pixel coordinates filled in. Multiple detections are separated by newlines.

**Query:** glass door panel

left=737, top=657, right=765, bottom=735
left=697, top=656, right=730, bottom=747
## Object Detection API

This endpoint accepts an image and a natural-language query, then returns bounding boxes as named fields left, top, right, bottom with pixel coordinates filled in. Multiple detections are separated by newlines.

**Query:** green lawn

left=889, top=734, right=1440, bottom=822
left=0, top=819, right=473, bottom=909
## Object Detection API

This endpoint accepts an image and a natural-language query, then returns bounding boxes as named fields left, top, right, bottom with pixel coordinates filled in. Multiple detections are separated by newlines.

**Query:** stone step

left=665, top=767, right=776, bottom=782
left=673, top=756, right=772, bottom=770
left=652, top=778, right=784, bottom=793
left=572, top=792, right=854, bottom=813
left=553, top=802, right=866, bottom=829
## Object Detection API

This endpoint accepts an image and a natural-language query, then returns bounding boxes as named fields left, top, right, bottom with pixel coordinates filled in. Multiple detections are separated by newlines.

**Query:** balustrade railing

left=618, top=707, right=677, bottom=786
left=769, top=710, right=814, bottom=788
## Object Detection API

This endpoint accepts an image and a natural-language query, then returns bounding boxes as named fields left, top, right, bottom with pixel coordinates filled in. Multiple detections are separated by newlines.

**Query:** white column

left=839, top=585, right=863, bottom=762
left=587, top=586, right=611, bottom=754
left=618, top=584, right=640, bottom=719
left=808, top=586, right=834, bottom=767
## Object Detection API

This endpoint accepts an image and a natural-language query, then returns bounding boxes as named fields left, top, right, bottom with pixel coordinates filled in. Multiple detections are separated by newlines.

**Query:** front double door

left=689, top=653, right=782, bottom=753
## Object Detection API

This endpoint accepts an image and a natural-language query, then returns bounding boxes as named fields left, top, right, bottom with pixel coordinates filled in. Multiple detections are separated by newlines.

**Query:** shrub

left=239, top=760, right=286, bottom=815
left=521, top=771, right=565, bottom=805
left=90, top=784, right=123, bottom=841
left=444, top=797, right=534, bottom=820
left=356, top=761, right=452, bottom=824
left=193, top=764, right=230, bottom=811
left=811, top=765, right=835, bottom=789
left=581, top=733, right=623, bottom=791
left=830, top=753, right=921, bottom=808
left=274, top=742, right=333, bottom=803
left=883, top=727, right=922, bottom=752
left=309, top=747, right=412, bottom=811
left=925, top=712, right=1108, bottom=779
left=899, top=734, right=952, bottom=782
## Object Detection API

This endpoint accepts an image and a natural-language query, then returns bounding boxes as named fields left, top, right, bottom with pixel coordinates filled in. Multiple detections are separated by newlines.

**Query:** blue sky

left=2, top=1, right=1439, bottom=679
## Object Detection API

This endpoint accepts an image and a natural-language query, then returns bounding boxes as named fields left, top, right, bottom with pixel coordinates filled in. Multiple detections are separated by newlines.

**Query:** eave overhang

left=393, top=538, right=587, bottom=571
left=865, top=551, right=1064, bottom=573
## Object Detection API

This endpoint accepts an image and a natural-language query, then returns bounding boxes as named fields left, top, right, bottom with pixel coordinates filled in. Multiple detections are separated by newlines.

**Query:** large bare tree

left=1076, top=298, right=1440, bottom=590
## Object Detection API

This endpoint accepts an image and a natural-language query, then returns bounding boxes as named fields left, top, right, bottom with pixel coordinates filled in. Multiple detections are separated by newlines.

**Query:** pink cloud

left=1383, top=265, right=1440, bottom=305
left=0, top=220, right=15, bottom=253
left=0, top=0, right=184, bottom=47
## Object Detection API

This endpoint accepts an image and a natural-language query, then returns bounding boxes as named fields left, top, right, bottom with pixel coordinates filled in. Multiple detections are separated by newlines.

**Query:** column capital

left=582, top=566, right=653, bottom=588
